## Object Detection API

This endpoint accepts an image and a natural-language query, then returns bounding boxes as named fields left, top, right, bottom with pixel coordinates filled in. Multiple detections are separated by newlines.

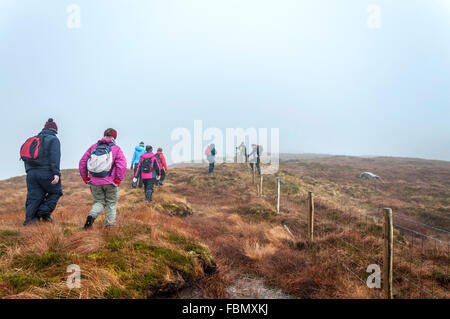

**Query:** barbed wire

left=394, top=215, right=450, bottom=235
left=393, top=224, right=450, bottom=246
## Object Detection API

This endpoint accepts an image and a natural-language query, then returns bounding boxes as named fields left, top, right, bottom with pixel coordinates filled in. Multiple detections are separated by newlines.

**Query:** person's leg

left=24, top=170, right=45, bottom=225
left=256, top=160, right=261, bottom=175
left=160, top=169, right=165, bottom=185
left=208, top=163, right=214, bottom=173
left=36, top=171, right=63, bottom=220
left=137, top=165, right=143, bottom=188
left=88, top=185, right=106, bottom=220
left=144, top=179, right=154, bottom=202
left=143, top=179, right=149, bottom=201
left=104, top=184, right=119, bottom=226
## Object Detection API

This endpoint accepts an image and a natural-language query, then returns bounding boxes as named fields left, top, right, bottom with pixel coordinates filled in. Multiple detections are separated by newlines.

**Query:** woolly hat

left=139, top=142, right=145, bottom=147
left=44, top=118, right=58, bottom=131
left=104, top=128, right=117, bottom=140
left=146, top=145, right=153, bottom=152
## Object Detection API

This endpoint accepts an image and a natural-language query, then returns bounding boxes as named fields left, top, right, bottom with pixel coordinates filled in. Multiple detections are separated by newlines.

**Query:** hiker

left=205, top=143, right=216, bottom=173
left=79, top=128, right=127, bottom=229
left=248, top=144, right=262, bottom=175
left=20, top=118, right=63, bottom=225
left=238, top=142, right=247, bottom=163
left=156, top=147, right=168, bottom=186
left=130, top=141, right=145, bottom=188
left=133, top=145, right=161, bottom=202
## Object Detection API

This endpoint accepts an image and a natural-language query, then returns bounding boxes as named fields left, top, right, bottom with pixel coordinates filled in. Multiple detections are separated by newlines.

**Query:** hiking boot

left=83, top=216, right=95, bottom=230
left=41, top=215, right=53, bottom=223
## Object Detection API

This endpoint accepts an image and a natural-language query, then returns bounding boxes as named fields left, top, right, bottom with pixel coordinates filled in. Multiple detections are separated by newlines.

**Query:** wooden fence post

left=252, top=164, right=255, bottom=184
left=383, top=208, right=394, bottom=299
left=276, top=177, right=281, bottom=214
left=260, top=175, right=263, bottom=197
left=308, top=191, right=314, bottom=243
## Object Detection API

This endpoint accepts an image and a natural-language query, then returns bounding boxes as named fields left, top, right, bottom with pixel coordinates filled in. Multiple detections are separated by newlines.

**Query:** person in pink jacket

left=134, top=145, right=161, bottom=202
left=79, top=128, right=127, bottom=229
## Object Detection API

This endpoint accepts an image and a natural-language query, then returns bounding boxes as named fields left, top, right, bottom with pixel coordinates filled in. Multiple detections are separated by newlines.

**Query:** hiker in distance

left=238, top=141, right=247, bottom=163
left=248, top=144, right=262, bottom=175
left=205, top=143, right=216, bottom=174
left=130, top=141, right=145, bottom=188
left=133, top=145, right=161, bottom=203
left=156, top=147, right=168, bottom=186
left=79, top=128, right=127, bottom=229
left=20, top=118, right=63, bottom=226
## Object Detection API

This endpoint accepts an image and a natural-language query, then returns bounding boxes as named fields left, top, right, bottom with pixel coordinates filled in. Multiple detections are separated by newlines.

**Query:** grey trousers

left=88, top=184, right=119, bottom=226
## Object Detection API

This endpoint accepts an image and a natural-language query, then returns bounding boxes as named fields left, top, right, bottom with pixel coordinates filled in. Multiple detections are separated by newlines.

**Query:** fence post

left=276, top=177, right=281, bottom=214
left=252, top=165, right=255, bottom=184
left=308, top=191, right=314, bottom=243
left=383, top=208, right=394, bottom=299
left=260, top=175, right=263, bottom=197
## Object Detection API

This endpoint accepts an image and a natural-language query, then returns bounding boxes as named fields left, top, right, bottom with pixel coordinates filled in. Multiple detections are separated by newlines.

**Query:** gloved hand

left=156, top=175, right=161, bottom=180
left=114, top=179, right=121, bottom=186
left=132, top=177, right=138, bottom=183
left=82, top=177, right=90, bottom=184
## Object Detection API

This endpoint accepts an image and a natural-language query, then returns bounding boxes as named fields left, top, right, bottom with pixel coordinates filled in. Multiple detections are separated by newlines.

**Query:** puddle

left=226, top=275, right=294, bottom=299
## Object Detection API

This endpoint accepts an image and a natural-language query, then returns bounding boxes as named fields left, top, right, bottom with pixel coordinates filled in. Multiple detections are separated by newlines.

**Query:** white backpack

left=87, top=142, right=114, bottom=178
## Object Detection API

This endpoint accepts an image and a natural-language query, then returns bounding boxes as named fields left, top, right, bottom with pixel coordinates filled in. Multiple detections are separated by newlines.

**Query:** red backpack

left=20, top=135, right=46, bottom=165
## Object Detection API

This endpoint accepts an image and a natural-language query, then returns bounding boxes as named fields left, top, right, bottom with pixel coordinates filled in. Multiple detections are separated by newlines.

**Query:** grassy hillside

left=0, top=156, right=448, bottom=299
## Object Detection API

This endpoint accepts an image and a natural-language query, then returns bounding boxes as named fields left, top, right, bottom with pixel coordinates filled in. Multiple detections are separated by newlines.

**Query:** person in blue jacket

left=130, top=141, right=146, bottom=188
left=23, top=119, right=63, bottom=226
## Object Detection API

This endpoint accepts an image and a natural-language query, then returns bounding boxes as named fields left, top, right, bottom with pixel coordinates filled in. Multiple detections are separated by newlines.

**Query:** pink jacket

left=135, top=152, right=161, bottom=180
left=79, top=138, right=127, bottom=186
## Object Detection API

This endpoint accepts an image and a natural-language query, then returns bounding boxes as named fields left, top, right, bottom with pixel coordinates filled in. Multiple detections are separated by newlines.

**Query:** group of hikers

left=20, top=119, right=168, bottom=228
left=19, top=118, right=263, bottom=228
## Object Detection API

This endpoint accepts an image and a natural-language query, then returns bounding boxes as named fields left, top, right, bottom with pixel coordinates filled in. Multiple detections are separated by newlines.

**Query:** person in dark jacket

left=23, top=119, right=63, bottom=226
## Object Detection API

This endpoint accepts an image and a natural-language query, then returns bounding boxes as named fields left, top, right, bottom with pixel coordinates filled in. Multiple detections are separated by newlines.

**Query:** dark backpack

left=155, top=153, right=163, bottom=167
left=141, top=157, right=154, bottom=174
left=20, top=134, right=46, bottom=166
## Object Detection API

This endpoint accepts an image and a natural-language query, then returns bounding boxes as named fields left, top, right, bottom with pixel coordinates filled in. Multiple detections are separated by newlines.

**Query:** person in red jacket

left=156, top=148, right=168, bottom=186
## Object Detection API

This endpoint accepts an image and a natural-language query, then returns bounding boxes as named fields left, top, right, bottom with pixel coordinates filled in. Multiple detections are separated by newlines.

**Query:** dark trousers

left=160, top=169, right=166, bottom=184
left=143, top=179, right=156, bottom=201
left=208, top=162, right=215, bottom=173
left=250, top=161, right=261, bottom=175
left=25, top=169, right=62, bottom=224
left=133, top=163, right=143, bottom=188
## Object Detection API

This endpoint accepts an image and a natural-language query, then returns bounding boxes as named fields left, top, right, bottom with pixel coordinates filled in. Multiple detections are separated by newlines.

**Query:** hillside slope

left=0, top=156, right=448, bottom=299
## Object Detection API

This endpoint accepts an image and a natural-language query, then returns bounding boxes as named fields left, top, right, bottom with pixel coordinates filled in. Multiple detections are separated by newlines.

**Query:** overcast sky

left=1, top=0, right=449, bottom=180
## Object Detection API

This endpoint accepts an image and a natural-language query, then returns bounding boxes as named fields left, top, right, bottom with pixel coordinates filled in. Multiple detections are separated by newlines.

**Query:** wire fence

left=247, top=164, right=449, bottom=299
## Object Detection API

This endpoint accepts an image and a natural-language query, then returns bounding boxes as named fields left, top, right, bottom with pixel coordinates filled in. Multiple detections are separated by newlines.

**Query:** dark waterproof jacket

left=24, top=128, right=61, bottom=176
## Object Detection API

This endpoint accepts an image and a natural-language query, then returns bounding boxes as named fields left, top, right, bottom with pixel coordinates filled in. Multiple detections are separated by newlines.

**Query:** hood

left=135, top=145, right=145, bottom=151
left=142, top=151, right=155, bottom=158
left=40, top=128, right=57, bottom=136
left=98, top=137, right=115, bottom=144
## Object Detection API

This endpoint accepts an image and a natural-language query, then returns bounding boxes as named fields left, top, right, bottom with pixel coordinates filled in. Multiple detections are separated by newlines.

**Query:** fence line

left=247, top=165, right=449, bottom=299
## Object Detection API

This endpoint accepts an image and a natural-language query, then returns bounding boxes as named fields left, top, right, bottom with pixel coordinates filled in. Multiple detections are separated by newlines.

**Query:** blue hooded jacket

left=131, top=145, right=146, bottom=165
